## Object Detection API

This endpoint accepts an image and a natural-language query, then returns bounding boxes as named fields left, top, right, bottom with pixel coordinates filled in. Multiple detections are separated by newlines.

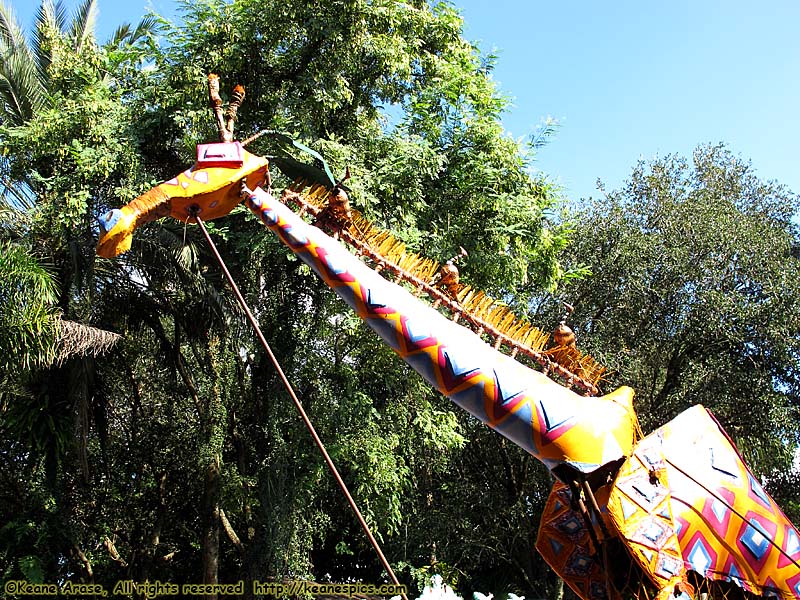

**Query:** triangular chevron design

left=286, top=181, right=607, bottom=393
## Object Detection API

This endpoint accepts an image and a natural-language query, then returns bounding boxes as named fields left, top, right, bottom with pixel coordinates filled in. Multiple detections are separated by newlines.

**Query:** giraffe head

left=97, top=142, right=269, bottom=258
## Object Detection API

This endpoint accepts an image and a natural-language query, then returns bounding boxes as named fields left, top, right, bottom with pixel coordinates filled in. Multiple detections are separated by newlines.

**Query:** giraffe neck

left=245, top=186, right=637, bottom=475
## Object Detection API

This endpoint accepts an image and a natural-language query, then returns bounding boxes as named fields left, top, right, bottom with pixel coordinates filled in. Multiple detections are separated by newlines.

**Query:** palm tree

left=0, top=0, right=101, bottom=125
left=0, top=0, right=106, bottom=371
left=0, top=2, right=46, bottom=125
left=0, top=0, right=132, bottom=484
left=0, top=0, right=245, bottom=586
left=0, top=239, right=59, bottom=374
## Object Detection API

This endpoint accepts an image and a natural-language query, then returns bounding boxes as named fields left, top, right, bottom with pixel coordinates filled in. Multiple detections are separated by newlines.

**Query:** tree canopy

left=1, top=0, right=571, bottom=596
left=557, top=144, right=800, bottom=476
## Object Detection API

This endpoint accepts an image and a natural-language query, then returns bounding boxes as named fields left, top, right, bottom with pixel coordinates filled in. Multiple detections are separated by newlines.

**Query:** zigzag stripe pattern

left=244, top=186, right=638, bottom=474
left=286, top=183, right=606, bottom=391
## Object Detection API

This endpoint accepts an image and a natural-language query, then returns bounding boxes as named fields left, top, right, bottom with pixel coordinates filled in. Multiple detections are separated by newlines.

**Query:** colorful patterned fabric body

left=539, top=405, right=800, bottom=600
left=640, top=406, right=800, bottom=598
left=536, top=483, right=615, bottom=600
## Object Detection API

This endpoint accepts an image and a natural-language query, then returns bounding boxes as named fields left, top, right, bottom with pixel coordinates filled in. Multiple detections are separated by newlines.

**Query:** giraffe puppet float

left=96, top=132, right=800, bottom=600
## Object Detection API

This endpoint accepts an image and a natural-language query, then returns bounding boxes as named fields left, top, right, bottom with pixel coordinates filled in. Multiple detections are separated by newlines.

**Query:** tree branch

left=219, top=508, right=243, bottom=552
left=72, top=543, right=93, bottom=579
left=103, top=535, right=128, bottom=568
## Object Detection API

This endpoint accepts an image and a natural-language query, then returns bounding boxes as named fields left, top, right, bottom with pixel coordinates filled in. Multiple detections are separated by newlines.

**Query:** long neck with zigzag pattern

left=246, top=186, right=638, bottom=475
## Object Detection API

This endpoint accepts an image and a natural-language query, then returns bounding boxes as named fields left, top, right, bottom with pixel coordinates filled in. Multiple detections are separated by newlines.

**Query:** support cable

left=191, top=209, right=408, bottom=600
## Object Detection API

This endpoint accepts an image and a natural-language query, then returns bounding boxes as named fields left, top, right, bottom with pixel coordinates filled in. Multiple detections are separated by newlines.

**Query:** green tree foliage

left=0, top=0, right=175, bottom=586
left=0, top=241, right=59, bottom=373
left=558, top=144, right=800, bottom=479
left=0, top=0, right=102, bottom=126
left=74, top=0, right=569, bottom=596
left=0, top=0, right=572, bottom=597
left=18, top=1, right=800, bottom=599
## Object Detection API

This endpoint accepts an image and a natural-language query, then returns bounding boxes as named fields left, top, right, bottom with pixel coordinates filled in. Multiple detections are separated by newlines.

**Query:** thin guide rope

left=191, top=210, right=408, bottom=600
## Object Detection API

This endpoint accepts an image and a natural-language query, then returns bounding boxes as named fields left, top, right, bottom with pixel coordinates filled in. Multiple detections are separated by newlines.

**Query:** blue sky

left=456, top=0, right=800, bottom=202
left=10, top=0, right=800, bottom=202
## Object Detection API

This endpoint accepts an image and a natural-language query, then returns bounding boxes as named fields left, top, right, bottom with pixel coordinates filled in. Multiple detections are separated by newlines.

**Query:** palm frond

left=32, top=0, right=65, bottom=79
left=132, top=14, right=160, bottom=39
left=105, top=14, right=160, bottom=50
left=54, top=319, right=120, bottom=364
left=0, top=175, right=36, bottom=235
left=0, top=2, right=48, bottom=124
left=0, top=241, right=60, bottom=371
left=0, top=71, right=24, bottom=124
left=37, top=0, right=68, bottom=35
left=0, top=242, right=58, bottom=303
left=106, top=23, right=131, bottom=47
left=0, top=51, right=47, bottom=124
left=31, top=0, right=71, bottom=97
left=69, top=0, right=97, bottom=52
left=0, top=1, right=26, bottom=52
